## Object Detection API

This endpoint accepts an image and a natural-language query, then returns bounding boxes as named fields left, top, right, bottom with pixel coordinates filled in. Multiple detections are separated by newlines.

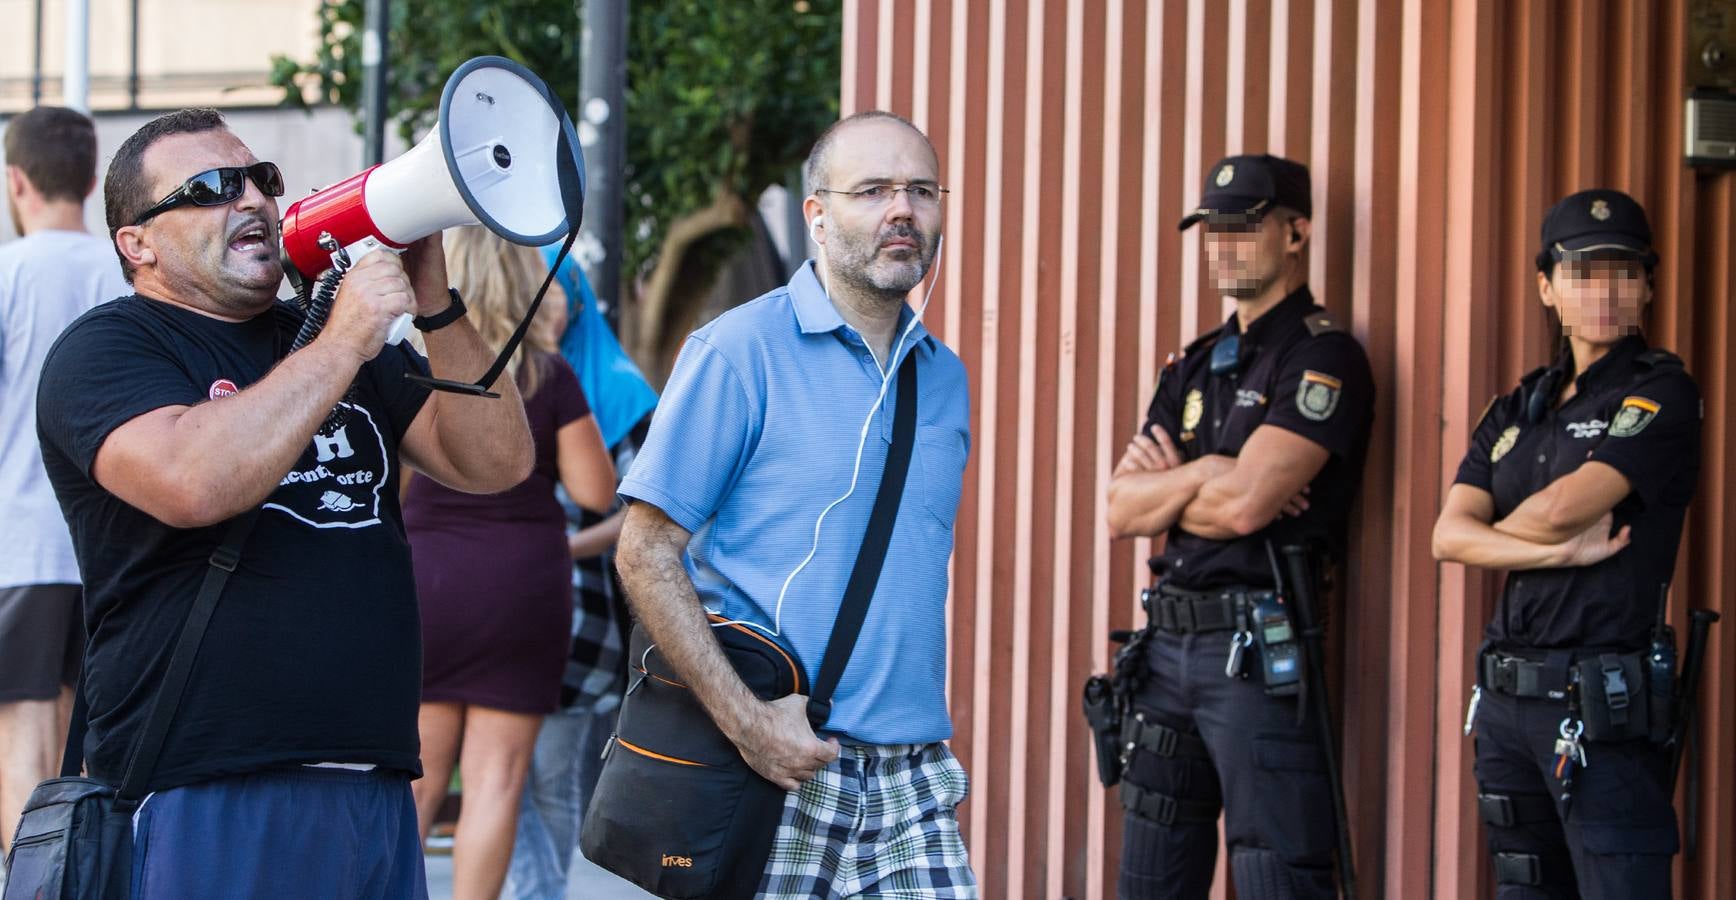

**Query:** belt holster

left=1574, top=651, right=1652, bottom=742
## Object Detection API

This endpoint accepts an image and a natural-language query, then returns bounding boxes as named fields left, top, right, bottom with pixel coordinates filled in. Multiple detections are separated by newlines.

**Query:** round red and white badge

left=209, top=379, right=240, bottom=400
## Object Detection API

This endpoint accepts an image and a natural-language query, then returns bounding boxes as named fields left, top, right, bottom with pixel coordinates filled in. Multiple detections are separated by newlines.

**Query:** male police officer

left=1434, top=189, right=1701, bottom=896
left=1105, top=155, right=1374, bottom=899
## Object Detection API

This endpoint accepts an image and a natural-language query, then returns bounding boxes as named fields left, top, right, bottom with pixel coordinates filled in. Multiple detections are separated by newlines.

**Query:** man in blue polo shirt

left=615, top=110, right=974, bottom=898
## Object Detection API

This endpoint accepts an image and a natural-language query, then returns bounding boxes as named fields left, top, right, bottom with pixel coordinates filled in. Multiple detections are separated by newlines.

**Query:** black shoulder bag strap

left=60, top=508, right=263, bottom=812
left=805, top=351, right=919, bottom=730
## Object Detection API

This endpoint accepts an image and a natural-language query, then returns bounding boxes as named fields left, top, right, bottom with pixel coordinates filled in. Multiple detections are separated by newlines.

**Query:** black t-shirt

left=1452, top=336, right=1700, bottom=651
left=36, top=295, right=433, bottom=793
left=1142, top=287, right=1376, bottom=589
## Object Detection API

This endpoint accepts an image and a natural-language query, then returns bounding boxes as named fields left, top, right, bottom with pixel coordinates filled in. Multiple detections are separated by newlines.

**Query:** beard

left=827, top=222, right=939, bottom=297
left=1214, top=260, right=1281, bottom=299
left=1218, top=278, right=1260, bottom=299
left=213, top=213, right=284, bottom=294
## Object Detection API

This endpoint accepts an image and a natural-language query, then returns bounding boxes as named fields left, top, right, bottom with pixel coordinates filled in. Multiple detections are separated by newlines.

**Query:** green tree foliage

left=271, top=0, right=840, bottom=375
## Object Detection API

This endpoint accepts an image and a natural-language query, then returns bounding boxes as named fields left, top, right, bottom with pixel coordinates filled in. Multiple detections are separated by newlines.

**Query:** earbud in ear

left=809, top=215, right=825, bottom=245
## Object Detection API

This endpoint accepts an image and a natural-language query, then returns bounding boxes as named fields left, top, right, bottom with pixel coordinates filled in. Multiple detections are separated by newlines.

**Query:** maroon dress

left=405, top=352, right=590, bottom=714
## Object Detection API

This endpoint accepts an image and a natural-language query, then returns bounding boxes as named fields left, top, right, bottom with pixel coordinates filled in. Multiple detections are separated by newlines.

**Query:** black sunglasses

left=132, top=162, right=285, bottom=226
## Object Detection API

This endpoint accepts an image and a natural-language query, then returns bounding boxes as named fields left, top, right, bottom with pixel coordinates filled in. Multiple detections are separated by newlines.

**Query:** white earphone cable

left=708, top=229, right=945, bottom=640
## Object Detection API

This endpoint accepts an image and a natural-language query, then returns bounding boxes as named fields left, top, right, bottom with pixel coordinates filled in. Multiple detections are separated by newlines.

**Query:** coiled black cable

left=291, top=248, right=356, bottom=436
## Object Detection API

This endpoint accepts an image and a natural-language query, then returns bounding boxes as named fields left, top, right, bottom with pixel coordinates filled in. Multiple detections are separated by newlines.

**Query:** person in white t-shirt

left=0, top=106, right=128, bottom=852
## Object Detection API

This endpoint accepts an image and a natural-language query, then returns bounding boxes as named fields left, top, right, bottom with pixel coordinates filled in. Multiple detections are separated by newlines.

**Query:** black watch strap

left=413, top=288, right=468, bottom=332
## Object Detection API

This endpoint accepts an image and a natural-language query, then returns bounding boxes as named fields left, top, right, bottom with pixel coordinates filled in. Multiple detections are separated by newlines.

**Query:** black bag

left=581, top=354, right=918, bottom=899
left=3, top=510, right=259, bottom=900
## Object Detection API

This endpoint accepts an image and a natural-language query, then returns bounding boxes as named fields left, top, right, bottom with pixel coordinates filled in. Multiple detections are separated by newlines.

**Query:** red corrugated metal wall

left=841, top=1, right=1736, bottom=897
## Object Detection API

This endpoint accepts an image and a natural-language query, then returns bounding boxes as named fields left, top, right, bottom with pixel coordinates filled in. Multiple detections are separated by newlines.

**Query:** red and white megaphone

left=280, top=56, right=585, bottom=345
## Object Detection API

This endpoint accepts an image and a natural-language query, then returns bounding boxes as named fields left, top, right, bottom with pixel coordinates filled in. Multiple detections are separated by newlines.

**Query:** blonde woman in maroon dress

left=403, top=227, right=616, bottom=899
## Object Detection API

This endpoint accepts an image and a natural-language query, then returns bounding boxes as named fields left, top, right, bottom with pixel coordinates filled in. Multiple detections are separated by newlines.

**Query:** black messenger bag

left=582, top=355, right=917, bottom=899
left=4, top=509, right=259, bottom=900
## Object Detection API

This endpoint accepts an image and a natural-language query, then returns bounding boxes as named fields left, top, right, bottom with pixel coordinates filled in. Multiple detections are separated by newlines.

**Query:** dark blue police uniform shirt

left=1453, top=335, right=1701, bottom=651
left=1142, top=286, right=1376, bottom=590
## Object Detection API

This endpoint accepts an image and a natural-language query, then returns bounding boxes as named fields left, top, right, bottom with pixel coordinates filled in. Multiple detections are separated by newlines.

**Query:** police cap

left=1179, top=154, right=1312, bottom=231
left=1537, top=188, right=1655, bottom=269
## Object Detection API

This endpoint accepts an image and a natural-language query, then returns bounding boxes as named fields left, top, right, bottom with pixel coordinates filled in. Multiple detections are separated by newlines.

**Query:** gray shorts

left=0, top=583, right=83, bottom=701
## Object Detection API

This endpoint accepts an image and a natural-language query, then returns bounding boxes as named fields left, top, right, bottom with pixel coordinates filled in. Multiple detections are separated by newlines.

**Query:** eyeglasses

left=814, top=183, right=949, bottom=209
left=132, top=162, right=285, bottom=226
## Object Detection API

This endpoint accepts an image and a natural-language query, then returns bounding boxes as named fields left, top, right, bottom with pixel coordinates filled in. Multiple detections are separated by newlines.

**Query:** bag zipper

left=615, top=737, right=711, bottom=768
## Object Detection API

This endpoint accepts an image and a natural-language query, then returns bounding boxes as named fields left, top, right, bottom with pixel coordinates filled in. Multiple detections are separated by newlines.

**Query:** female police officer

left=1432, top=188, right=1701, bottom=898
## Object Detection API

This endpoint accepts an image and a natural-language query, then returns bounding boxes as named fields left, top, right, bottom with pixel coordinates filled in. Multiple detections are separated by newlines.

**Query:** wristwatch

left=413, top=288, right=468, bottom=332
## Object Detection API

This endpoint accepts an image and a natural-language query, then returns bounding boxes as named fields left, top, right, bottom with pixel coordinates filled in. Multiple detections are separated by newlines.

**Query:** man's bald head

left=803, top=111, right=938, bottom=191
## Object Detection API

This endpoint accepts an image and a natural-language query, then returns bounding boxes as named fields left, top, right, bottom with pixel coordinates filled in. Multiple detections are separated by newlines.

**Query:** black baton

left=1280, top=543, right=1357, bottom=900
left=1671, top=607, right=1720, bottom=858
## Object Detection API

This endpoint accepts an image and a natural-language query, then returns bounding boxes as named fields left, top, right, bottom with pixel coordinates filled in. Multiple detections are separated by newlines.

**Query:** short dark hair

left=803, top=110, right=937, bottom=192
left=104, top=108, right=229, bottom=282
left=3, top=106, right=98, bottom=203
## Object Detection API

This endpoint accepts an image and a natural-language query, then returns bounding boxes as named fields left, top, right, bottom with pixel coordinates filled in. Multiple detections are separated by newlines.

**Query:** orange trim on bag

left=617, top=738, right=711, bottom=767
left=708, top=614, right=804, bottom=694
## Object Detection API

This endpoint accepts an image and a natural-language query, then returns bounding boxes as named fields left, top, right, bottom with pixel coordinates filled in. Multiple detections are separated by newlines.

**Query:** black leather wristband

left=413, top=288, right=467, bottom=332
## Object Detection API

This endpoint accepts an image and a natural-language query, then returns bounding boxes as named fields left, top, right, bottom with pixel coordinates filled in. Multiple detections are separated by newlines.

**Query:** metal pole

left=64, top=0, right=90, bottom=112
left=360, top=0, right=390, bottom=167
left=129, top=0, right=141, bottom=109
left=579, top=0, right=627, bottom=323
left=32, top=0, right=45, bottom=105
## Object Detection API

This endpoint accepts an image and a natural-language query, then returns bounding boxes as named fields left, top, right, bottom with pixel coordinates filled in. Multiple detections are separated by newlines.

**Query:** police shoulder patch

left=1609, top=396, right=1661, bottom=437
left=1296, top=370, right=1342, bottom=421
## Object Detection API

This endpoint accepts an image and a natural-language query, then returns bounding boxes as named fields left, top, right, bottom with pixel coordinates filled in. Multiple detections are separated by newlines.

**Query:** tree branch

left=630, top=189, right=751, bottom=379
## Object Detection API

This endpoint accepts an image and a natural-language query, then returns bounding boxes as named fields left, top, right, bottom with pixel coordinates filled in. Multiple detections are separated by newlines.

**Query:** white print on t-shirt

left=264, top=402, right=391, bottom=529
left=313, top=427, right=355, bottom=462
left=1565, top=419, right=1608, bottom=439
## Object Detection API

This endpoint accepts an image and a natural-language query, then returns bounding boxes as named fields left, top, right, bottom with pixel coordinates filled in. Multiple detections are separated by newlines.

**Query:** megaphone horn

left=280, top=56, right=585, bottom=345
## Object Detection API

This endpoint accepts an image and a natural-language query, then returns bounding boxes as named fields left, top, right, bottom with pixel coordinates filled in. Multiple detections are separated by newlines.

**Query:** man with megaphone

left=28, top=106, right=534, bottom=898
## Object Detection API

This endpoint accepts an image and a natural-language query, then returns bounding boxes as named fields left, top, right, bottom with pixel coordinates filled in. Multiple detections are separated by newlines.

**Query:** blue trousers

left=130, top=767, right=427, bottom=900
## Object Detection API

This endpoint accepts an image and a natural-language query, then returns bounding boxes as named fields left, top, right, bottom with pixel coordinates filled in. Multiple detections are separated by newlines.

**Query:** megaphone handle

left=338, top=237, right=416, bottom=346
left=386, top=313, right=416, bottom=345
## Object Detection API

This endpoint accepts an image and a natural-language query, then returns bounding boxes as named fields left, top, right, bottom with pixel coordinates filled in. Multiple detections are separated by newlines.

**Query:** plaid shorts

left=759, top=742, right=978, bottom=899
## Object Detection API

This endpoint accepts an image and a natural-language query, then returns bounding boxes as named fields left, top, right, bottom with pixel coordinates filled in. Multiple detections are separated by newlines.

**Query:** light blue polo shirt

left=618, top=260, right=970, bottom=744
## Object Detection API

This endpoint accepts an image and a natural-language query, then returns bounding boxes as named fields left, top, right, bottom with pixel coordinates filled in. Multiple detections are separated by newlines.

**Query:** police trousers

left=1117, top=629, right=1336, bottom=900
left=1471, top=688, right=1678, bottom=899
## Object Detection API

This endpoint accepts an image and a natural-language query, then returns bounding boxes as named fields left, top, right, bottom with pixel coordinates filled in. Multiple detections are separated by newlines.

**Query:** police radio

left=1647, top=585, right=1677, bottom=744
left=1250, top=593, right=1302, bottom=696
left=1246, top=541, right=1304, bottom=695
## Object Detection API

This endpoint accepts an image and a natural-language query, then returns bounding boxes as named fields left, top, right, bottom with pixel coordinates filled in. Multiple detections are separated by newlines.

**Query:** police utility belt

left=1140, top=583, right=1266, bottom=633
left=1478, top=645, right=1673, bottom=744
left=1141, top=583, right=1304, bottom=692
